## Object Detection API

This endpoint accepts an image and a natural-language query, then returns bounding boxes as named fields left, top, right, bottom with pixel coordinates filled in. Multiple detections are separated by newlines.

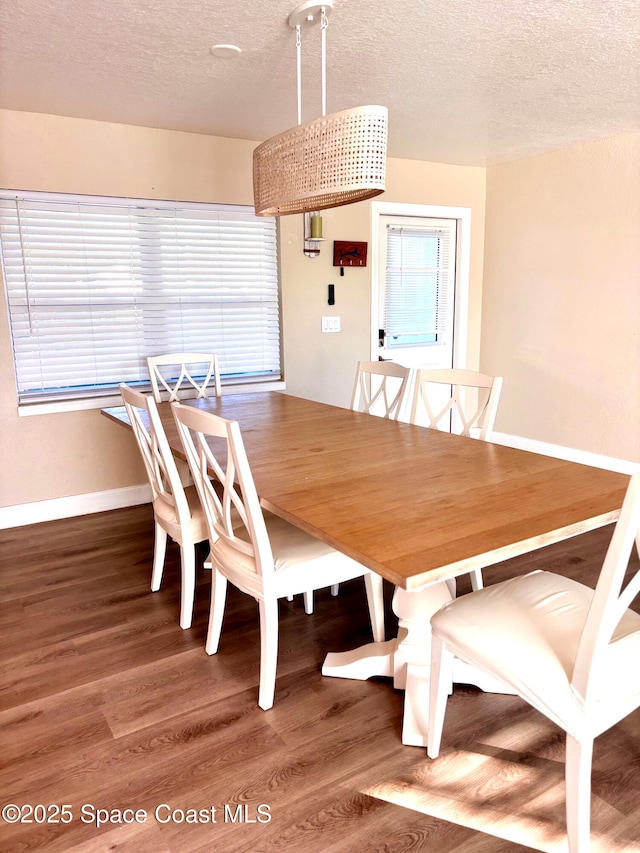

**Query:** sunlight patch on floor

left=364, top=747, right=640, bottom=853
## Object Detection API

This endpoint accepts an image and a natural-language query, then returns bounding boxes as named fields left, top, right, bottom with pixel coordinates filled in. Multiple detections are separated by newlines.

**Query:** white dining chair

left=410, top=368, right=503, bottom=591
left=409, top=368, right=503, bottom=440
left=428, top=472, right=640, bottom=853
left=147, top=352, right=222, bottom=402
left=120, top=384, right=209, bottom=629
left=351, top=360, right=412, bottom=420
left=172, top=402, right=386, bottom=710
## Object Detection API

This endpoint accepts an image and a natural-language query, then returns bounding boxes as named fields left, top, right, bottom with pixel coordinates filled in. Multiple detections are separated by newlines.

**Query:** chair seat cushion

left=210, top=513, right=369, bottom=597
left=153, top=484, right=208, bottom=544
left=431, top=570, right=640, bottom=737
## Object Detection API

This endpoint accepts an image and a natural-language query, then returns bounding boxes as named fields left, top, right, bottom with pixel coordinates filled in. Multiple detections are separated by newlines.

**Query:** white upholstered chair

left=120, top=384, right=209, bottom=629
left=172, top=402, right=386, bottom=710
left=409, top=368, right=502, bottom=440
left=147, top=352, right=222, bottom=402
left=428, top=472, right=640, bottom=853
left=351, top=360, right=412, bottom=420
left=410, top=368, right=503, bottom=591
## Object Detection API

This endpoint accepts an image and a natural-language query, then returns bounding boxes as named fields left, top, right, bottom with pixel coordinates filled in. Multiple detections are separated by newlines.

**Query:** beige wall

left=0, top=110, right=486, bottom=509
left=481, top=133, right=640, bottom=462
left=281, top=157, right=487, bottom=406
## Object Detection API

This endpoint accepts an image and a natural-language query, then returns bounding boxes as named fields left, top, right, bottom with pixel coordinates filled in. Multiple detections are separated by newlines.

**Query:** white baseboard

left=2, top=434, right=638, bottom=531
left=0, top=484, right=153, bottom=530
left=491, top=432, right=640, bottom=475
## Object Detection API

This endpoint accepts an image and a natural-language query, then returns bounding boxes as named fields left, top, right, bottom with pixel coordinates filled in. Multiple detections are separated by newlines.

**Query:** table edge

left=401, top=509, right=621, bottom=590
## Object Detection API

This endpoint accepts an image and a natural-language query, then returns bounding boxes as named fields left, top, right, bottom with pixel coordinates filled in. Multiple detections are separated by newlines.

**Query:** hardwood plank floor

left=1, top=505, right=639, bottom=852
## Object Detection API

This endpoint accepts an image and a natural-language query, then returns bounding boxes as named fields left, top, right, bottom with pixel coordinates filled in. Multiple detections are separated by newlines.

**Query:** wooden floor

left=1, top=505, right=639, bottom=853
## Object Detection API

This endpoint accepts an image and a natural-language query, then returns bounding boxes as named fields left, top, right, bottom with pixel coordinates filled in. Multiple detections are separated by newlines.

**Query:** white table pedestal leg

left=322, top=576, right=515, bottom=747
left=392, top=580, right=456, bottom=746
left=322, top=578, right=455, bottom=747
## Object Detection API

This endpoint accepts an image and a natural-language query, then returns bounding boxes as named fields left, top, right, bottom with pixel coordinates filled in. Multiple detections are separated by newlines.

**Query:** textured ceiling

left=1, top=0, right=639, bottom=166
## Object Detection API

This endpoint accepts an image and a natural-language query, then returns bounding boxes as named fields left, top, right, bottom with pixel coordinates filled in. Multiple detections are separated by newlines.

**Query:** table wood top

left=102, top=392, right=630, bottom=590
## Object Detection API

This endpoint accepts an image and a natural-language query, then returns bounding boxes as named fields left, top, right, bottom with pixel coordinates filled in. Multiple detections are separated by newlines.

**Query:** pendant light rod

left=288, top=1, right=332, bottom=122
left=321, top=6, right=328, bottom=117
left=295, top=24, right=302, bottom=125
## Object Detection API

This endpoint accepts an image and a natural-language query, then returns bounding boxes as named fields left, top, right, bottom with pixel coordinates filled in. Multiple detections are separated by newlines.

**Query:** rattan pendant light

left=253, top=0, right=388, bottom=217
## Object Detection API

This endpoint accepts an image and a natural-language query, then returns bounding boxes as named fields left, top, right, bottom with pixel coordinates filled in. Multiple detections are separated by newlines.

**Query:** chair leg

left=205, top=570, right=228, bottom=655
left=303, top=590, right=314, bottom=614
left=258, top=597, right=279, bottom=710
left=330, top=584, right=340, bottom=596
left=364, top=572, right=385, bottom=642
left=427, top=633, right=452, bottom=759
left=179, top=544, right=197, bottom=630
left=469, top=568, right=484, bottom=591
left=565, top=733, right=593, bottom=853
left=151, top=522, right=168, bottom=591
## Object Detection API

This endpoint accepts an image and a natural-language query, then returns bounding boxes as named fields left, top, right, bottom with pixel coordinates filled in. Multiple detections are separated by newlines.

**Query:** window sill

left=17, top=380, right=287, bottom=417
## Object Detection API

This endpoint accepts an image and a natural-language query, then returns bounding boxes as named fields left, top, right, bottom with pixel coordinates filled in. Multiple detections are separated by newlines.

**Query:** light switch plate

left=321, top=316, right=341, bottom=333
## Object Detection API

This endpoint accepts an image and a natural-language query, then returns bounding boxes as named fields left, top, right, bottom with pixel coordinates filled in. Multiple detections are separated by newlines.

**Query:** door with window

left=372, top=203, right=471, bottom=426
left=377, top=214, right=457, bottom=370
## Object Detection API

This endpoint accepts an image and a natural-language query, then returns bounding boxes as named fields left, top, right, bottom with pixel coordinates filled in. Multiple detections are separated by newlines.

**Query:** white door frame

left=370, top=201, right=471, bottom=368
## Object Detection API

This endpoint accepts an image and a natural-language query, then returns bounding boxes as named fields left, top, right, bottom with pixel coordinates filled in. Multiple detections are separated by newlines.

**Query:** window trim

left=16, top=378, right=287, bottom=417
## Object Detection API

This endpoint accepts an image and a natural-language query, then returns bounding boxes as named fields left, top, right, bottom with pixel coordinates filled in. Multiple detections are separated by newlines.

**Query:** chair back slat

left=573, top=472, right=640, bottom=702
left=351, top=360, right=412, bottom=420
left=119, top=384, right=191, bottom=524
left=147, top=352, right=221, bottom=402
left=172, top=403, right=275, bottom=585
left=410, top=368, right=503, bottom=440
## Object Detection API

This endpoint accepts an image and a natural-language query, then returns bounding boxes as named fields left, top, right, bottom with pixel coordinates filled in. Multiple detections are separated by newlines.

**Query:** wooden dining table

left=102, top=390, right=630, bottom=746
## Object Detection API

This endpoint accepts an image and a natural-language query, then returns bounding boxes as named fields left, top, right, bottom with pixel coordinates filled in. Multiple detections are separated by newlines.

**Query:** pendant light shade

left=253, top=2, right=388, bottom=217
left=253, top=105, right=387, bottom=217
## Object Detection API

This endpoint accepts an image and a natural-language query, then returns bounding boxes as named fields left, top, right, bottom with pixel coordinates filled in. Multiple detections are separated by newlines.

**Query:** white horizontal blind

left=383, top=221, right=455, bottom=348
left=0, top=191, right=280, bottom=404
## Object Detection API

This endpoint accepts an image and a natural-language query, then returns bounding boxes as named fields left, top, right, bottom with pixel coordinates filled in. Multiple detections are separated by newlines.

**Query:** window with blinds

left=0, top=191, right=280, bottom=405
left=383, top=220, right=455, bottom=349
